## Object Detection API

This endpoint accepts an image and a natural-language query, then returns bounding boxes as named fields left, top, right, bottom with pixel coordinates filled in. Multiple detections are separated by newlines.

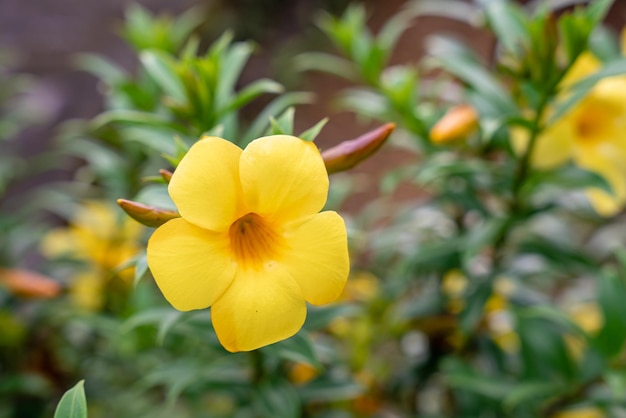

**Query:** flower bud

left=117, top=198, right=180, bottom=227
left=322, top=123, right=395, bottom=174
left=430, top=104, right=478, bottom=144
left=0, top=268, right=62, bottom=299
left=159, top=169, right=173, bottom=183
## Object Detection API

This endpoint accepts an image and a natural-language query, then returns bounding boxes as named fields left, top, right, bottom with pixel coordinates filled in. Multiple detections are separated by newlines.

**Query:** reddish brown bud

left=159, top=169, right=173, bottom=183
left=430, top=104, right=478, bottom=144
left=0, top=268, right=62, bottom=299
left=322, top=123, right=395, bottom=174
left=117, top=198, right=180, bottom=228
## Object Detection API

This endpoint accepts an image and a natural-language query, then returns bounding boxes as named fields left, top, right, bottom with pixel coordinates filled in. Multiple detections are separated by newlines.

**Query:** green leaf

left=75, top=54, right=126, bottom=85
left=407, top=0, right=483, bottom=26
left=170, top=6, right=205, bottom=48
left=297, top=379, right=363, bottom=402
left=585, top=0, right=615, bottom=27
left=254, top=378, right=301, bottom=418
left=266, top=107, right=295, bottom=136
left=299, top=118, right=328, bottom=142
left=460, top=279, right=493, bottom=332
left=215, top=41, right=254, bottom=110
left=304, top=304, right=362, bottom=331
left=479, top=0, right=530, bottom=56
left=295, top=52, right=359, bottom=81
left=242, top=92, right=314, bottom=145
left=90, top=109, right=185, bottom=132
left=446, top=373, right=514, bottom=400
left=54, top=380, right=87, bottom=418
left=516, top=312, right=577, bottom=381
left=517, top=235, right=598, bottom=273
left=262, top=331, right=320, bottom=368
left=222, top=79, right=284, bottom=115
left=377, top=8, right=416, bottom=53
left=336, top=88, right=388, bottom=119
left=503, top=381, right=562, bottom=411
left=523, top=164, right=613, bottom=197
left=140, top=50, right=187, bottom=103
left=592, top=270, right=626, bottom=357
left=134, top=253, right=149, bottom=287
left=588, top=26, right=621, bottom=62
left=427, top=36, right=517, bottom=116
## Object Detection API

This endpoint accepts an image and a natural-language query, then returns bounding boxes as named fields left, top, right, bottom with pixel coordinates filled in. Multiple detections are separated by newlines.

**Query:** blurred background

left=3, top=0, right=626, bottom=417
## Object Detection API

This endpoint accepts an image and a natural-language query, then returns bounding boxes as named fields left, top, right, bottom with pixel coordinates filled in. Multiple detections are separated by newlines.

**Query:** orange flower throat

left=229, top=213, right=283, bottom=269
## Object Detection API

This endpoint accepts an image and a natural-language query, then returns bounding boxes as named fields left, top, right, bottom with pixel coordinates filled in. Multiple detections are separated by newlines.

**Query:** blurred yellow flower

left=513, top=34, right=626, bottom=216
left=41, top=201, right=143, bottom=310
left=288, top=362, right=319, bottom=385
left=339, top=270, right=379, bottom=302
left=147, top=135, right=350, bottom=352
left=565, top=301, right=603, bottom=359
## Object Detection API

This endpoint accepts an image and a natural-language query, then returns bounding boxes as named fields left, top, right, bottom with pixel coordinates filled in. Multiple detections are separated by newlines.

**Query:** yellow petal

left=561, top=52, right=600, bottom=87
left=510, top=123, right=573, bottom=169
left=239, top=135, right=328, bottom=223
left=147, top=218, right=236, bottom=311
left=211, top=263, right=306, bottom=352
left=621, top=26, right=626, bottom=56
left=40, top=229, right=80, bottom=258
left=282, top=211, right=349, bottom=305
left=533, top=121, right=576, bottom=169
left=575, top=146, right=626, bottom=216
left=169, top=137, right=243, bottom=232
left=586, top=188, right=622, bottom=217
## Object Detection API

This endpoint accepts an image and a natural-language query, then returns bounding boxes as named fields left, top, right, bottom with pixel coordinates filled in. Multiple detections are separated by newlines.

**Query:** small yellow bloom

left=147, top=135, right=350, bottom=352
left=288, top=362, right=319, bottom=385
left=339, top=271, right=379, bottom=302
left=513, top=48, right=626, bottom=216
left=42, top=201, right=142, bottom=280
left=41, top=201, right=143, bottom=310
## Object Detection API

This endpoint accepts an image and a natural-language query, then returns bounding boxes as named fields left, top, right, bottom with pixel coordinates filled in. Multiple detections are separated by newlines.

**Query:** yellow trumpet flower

left=147, top=135, right=350, bottom=352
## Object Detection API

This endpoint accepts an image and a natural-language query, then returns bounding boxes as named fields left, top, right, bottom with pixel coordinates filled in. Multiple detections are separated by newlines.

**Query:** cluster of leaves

left=298, top=0, right=626, bottom=416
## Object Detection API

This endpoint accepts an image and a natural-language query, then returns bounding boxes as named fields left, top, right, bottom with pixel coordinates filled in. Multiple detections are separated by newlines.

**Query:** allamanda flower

left=513, top=32, right=626, bottom=216
left=147, top=135, right=350, bottom=352
left=41, top=201, right=143, bottom=310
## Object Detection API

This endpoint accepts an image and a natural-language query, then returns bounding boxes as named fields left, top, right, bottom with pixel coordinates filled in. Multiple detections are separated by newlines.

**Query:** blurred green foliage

left=3, top=0, right=626, bottom=417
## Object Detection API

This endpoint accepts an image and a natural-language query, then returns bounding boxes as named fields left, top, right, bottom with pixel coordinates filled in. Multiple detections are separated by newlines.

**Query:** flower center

left=228, top=213, right=283, bottom=269
left=574, top=98, right=620, bottom=143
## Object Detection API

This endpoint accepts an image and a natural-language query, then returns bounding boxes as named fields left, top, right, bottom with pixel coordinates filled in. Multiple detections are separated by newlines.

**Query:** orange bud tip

left=159, top=169, right=173, bottom=183
left=322, top=123, right=395, bottom=174
left=430, top=104, right=478, bottom=144
left=117, top=198, right=180, bottom=228
left=0, top=268, right=62, bottom=299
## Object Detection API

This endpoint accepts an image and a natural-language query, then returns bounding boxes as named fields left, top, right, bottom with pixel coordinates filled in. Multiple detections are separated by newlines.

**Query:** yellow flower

left=42, top=201, right=142, bottom=279
left=147, top=135, right=350, bottom=352
left=513, top=42, right=626, bottom=216
left=41, top=201, right=143, bottom=310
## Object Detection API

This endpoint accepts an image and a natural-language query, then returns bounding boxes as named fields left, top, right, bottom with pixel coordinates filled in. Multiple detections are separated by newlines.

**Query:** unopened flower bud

left=159, top=169, right=173, bottom=183
left=0, top=268, right=62, bottom=299
left=117, top=199, right=180, bottom=228
left=430, top=104, right=478, bottom=144
left=322, top=123, right=395, bottom=174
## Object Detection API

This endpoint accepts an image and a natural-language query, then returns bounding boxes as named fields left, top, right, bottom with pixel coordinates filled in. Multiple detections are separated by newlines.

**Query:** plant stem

left=250, top=349, right=264, bottom=384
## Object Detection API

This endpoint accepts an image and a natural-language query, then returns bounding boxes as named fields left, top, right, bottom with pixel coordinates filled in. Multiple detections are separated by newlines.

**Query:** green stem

left=250, top=349, right=264, bottom=384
